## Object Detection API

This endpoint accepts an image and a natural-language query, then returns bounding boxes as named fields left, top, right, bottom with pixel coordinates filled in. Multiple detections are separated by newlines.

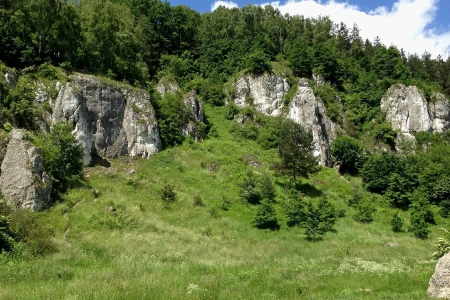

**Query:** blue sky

left=168, top=0, right=450, bottom=58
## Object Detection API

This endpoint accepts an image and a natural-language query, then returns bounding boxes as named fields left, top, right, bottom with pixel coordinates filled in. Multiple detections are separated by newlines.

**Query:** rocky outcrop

left=233, top=74, right=289, bottom=116
left=0, top=129, right=52, bottom=211
left=156, top=80, right=179, bottom=96
left=4, top=70, right=17, bottom=89
left=381, top=85, right=450, bottom=138
left=155, top=80, right=205, bottom=140
left=182, top=91, right=204, bottom=140
left=51, top=74, right=161, bottom=165
left=288, top=79, right=340, bottom=166
left=428, top=251, right=450, bottom=298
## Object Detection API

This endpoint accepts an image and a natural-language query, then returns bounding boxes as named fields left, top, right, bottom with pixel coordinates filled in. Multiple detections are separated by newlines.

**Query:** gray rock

left=288, top=80, right=340, bottom=166
left=156, top=80, right=179, bottom=96
left=381, top=85, right=450, bottom=136
left=51, top=74, right=161, bottom=165
left=4, top=70, right=17, bottom=89
left=428, top=252, right=450, bottom=298
left=0, top=129, right=52, bottom=211
left=234, top=74, right=289, bottom=116
left=182, top=91, right=204, bottom=140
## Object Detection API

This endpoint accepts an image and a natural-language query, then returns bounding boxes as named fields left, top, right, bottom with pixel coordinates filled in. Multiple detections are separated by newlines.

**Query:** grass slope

left=0, top=105, right=444, bottom=299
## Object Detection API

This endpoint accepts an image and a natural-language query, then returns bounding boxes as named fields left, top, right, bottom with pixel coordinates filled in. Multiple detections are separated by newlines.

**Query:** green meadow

left=0, top=105, right=443, bottom=299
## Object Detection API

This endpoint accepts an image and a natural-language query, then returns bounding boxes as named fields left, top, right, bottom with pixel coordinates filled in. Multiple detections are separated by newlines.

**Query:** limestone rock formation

left=182, top=91, right=204, bottom=140
left=156, top=80, right=179, bottom=96
left=288, top=79, right=340, bottom=166
left=381, top=85, right=450, bottom=139
left=0, top=129, right=52, bottom=211
left=428, top=251, right=450, bottom=298
left=51, top=74, right=161, bottom=165
left=233, top=74, right=289, bottom=116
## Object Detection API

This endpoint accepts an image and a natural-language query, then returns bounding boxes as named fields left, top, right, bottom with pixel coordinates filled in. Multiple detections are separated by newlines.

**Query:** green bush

left=361, top=152, right=405, bottom=194
left=0, top=214, right=15, bottom=253
left=284, top=190, right=308, bottom=227
left=253, top=200, right=279, bottom=230
left=32, top=122, right=84, bottom=200
left=244, top=49, right=271, bottom=75
left=439, top=200, right=450, bottom=218
left=330, top=135, right=364, bottom=174
left=391, top=213, right=403, bottom=232
left=225, top=103, right=239, bottom=120
left=354, top=199, right=376, bottom=223
left=348, top=185, right=364, bottom=207
left=304, top=199, right=337, bottom=241
left=161, top=184, right=177, bottom=204
left=239, top=171, right=261, bottom=204
left=260, top=172, right=276, bottom=203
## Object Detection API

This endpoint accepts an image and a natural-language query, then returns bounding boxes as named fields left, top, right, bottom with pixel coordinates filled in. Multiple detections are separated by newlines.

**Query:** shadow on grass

left=295, top=182, right=323, bottom=198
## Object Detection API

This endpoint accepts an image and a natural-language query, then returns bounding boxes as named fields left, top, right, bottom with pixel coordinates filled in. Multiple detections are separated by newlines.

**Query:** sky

left=168, top=0, right=450, bottom=58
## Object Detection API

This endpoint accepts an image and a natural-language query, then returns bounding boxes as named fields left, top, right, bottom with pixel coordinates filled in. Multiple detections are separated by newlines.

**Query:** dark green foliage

left=260, top=172, right=276, bottom=203
left=385, top=172, right=414, bottom=207
left=154, top=92, right=192, bottom=148
left=330, top=136, right=364, bottom=174
left=32, top=122, right=84, bottom=200
left=239, top=170, right=261, bottom=204
left=354, top=198, right=376, bottom=223
left=256, top=117, right=282, bottom=150
left=284, top=190, right=308, bottom=227
left=408, top=211, right=429, bottom=239
left=439, top=200, right=450, bottom=218
left=361, top=152, right=405, bottom=194
left=0, top=201, right=15, bottom=253
left=3, top=75, right=36, bottom=129
left=225, top=103, right=239, bottom=120
left=192, top=195, right=204, bottom=207
left=161, top=184, right=177, bottom=203
left=391, top=213, right=403, bottom=232
left=374, top=122, right=397, bottom=148
left=245, top=49, right=271, bottom=75
left=275, top=119, right=318, bottom=182
left=304, top=198, right=337, bottom=241
left=253, top=200, right=279, bottom=230
left=314, top=85, right=342, bottom=123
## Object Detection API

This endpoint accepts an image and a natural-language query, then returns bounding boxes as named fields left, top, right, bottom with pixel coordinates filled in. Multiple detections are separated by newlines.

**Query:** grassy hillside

left=0, top=105, right=444, bottom=299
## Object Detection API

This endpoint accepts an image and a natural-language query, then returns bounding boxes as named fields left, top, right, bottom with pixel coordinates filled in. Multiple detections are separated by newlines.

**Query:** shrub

left=284, top=190, right=308, bottom=227
left=244, top=49, right=271, bottom=75
left=0, top=214, right=15, bottom=253
left=361, top=152, right=405, bottom=194
left=433, top=228, right=450, bottom=259
left=304, top=199, right=337, bottom=241
left=260, top=172, right=276, bottom=203
left=161, top=184, right=177, bottom=204
left=391, top=213, right=403, bottom=232
left=354, top=199, right=376, bottom=223
left=253, top=200, right=279, bottom=230
left=193, top=195, right=204, bottom=207
left=409, top=215, right=429, bottom=239
left=348, top=185, right=364, bottom=207
left=225, top=103, right=239, bottom=120
left=32, top=122, right=84, bottom=200
left=439, top=200, right=450, bottom=218
left=330, top=135, right=364, bottom=174
left=239, top=171, right=261, bottom=204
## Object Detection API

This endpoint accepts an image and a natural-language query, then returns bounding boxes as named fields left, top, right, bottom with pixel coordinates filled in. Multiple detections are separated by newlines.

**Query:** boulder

left=0, top=129, right=52, bottom=211
left=51, top=74, right=161, bottom=165
left=288, top=80, right=340, bottom=166
left=156, top=80, right=179, bottom=96
left=233, top=74, right=289, bottom=116
left=428, top=252, right=450, bottom=298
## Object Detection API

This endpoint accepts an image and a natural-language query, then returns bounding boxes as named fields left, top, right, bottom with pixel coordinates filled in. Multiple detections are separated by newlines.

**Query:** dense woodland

left=2, top=0, right=450, bottom=255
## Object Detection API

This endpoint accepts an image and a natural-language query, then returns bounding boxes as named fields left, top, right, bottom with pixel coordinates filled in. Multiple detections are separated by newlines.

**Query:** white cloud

left=211, top=1, right=238, bottom=11
left=263, top=0, right=450, bottom=58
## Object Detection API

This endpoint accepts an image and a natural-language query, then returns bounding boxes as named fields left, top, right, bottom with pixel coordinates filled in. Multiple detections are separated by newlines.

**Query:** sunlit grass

left=0, top=105, right=443, bottom=299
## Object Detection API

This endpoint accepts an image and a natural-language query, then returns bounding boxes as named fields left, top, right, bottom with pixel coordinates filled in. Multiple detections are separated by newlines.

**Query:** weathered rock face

left=428, top=252, right=450, bottom=298
left=156, top=80, right=179, bottom=96
left=288, top=79, right=340, bottom=166
left=155, top=80, right=205, bottom=140
left=182, top=91, right=205, bottom=140
left=0, top=129, right=52, bottom=211
left=51, top=74, right=161, bottom=165
left=234, top=74, right=289, bottom=116
left=381, top=85, right=450, bottom=135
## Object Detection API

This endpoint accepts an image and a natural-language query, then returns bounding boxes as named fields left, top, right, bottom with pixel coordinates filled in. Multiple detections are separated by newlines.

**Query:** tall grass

left=0, top=105, right=443, bottom=299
